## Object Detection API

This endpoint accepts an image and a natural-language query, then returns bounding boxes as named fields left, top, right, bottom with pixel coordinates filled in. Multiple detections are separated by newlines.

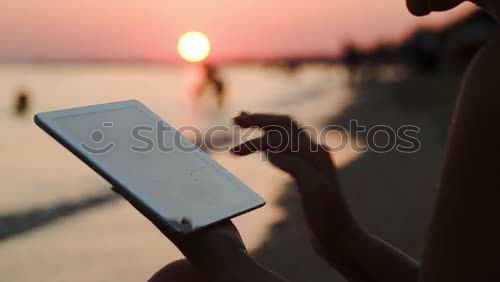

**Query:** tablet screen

left=40, top=101, right=264, bottom=232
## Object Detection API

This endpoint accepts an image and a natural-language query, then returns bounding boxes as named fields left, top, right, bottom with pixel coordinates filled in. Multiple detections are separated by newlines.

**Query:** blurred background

left=1, top=1, right=498, bottom=281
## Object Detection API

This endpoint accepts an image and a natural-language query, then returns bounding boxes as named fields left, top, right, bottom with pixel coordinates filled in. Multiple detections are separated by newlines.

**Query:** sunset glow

left=178, top=32, right=211, bottom=62
left=0, top=1, right=476, bottom=61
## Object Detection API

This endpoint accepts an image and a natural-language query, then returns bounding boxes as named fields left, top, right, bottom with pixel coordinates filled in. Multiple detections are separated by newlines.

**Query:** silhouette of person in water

left=14, top=88, right=30, bottom=116
left=202, top=64, right=226, bottom=107
left=112, top=1, right=500, bottom=281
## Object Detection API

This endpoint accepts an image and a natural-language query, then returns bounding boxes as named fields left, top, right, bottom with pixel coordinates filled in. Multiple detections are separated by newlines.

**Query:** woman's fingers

left=231, top=139, right=331, bottom=189
left=233, top=113, right=299, bottom=132
left=232, top=113, right=313, bottom=153
left=232, top=112, right=333, bottom=168
left=230, top=133, right=294, bottom=156
left=230, top=137, right=266, bottom=156
left=230, top=135, right=334, bottom=184
left=267, top=152, right=318, bottom=179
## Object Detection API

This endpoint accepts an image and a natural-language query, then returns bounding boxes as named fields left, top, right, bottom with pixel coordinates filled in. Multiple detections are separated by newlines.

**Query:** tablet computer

left=35, top=100, right=265, bottom=234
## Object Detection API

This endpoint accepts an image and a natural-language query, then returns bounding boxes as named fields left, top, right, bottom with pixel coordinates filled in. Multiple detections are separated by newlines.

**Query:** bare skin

left=418, top=28, right=500, bottom=282
left=140, top=1, right=500, bottom=281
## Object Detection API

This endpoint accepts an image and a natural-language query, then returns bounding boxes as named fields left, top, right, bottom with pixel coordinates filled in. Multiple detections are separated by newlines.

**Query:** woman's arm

left=419, top=30, right=500, bottom=282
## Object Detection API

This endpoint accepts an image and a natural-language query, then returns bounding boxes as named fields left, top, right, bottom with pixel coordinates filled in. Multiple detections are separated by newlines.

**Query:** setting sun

left=178, top=32, right=211, bottom=62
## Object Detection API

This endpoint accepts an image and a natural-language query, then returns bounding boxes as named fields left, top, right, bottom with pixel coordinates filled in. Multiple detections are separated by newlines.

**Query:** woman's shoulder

left=460, top=29, right=500, bottom=110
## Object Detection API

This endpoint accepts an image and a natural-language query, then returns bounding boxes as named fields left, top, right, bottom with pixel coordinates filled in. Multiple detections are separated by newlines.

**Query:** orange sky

left=1, top=0, right=476, bottom=62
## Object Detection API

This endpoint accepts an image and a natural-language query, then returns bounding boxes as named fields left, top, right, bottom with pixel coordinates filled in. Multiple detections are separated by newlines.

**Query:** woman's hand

left=112, top=185, right=252, bottom=279
left=231, top=113, right=420, bottom=282
left=113, top=190, right=287, bottom=282
left=165, top=220, right=248, bottom=271
left=143, top=220, right=287, bottom=282
left=111, top=187, right=247, bottom=265
left=230, top=112, right=362, bottom=260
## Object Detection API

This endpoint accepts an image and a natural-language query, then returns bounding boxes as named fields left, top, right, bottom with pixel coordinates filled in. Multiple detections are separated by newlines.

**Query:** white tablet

left=35, top=100, right=265, bottom=234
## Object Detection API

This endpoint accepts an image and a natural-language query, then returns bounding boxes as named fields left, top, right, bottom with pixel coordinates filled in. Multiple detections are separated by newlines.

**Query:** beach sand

left=0, top=64, right=459, bottom=281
